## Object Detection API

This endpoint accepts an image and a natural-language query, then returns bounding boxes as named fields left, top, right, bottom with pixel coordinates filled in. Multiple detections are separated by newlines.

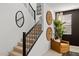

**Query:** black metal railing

left=23, top=21, right=43, bottom=56
left=29, top=3, right=36, bottom=20
left=23, top=32, right=26, bottom=56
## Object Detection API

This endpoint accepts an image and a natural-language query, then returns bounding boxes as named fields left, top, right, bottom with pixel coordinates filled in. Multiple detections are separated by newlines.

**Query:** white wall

left=47, top=3, right=79, bottom=12
left=30, top=3, right=36, bottom=10
left=28, top=4, right=55, bottom=56
left=0, top=3, right=35, bottom=55
left=43, top=4, right=55, bottom=38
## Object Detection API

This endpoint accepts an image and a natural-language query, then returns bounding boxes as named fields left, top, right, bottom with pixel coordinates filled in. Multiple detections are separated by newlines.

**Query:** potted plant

left=53, top=19, right=65, bottom=40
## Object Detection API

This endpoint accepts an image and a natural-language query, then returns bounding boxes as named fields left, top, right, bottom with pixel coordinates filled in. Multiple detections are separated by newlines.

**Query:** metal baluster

left=23, top=32, right=26, bottom=56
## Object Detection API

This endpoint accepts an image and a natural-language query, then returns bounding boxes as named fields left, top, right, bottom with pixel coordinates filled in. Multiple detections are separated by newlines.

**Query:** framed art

left=37, top=3, right=42, bottom=15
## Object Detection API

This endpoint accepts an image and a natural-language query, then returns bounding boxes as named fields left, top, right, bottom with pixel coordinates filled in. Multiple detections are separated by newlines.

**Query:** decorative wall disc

left=46, top=11, right=52, bottom=25
left=15, top=11, right=24, bottom=28
left=46, top=27, right=52, bottom=41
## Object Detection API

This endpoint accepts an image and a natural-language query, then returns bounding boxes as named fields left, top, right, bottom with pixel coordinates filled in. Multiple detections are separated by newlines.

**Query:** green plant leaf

left=53, top=19, right=65, bottom=39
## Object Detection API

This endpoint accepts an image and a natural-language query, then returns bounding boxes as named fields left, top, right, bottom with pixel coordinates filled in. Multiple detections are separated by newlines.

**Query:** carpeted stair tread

left=9, top=51, right=22, bottom=56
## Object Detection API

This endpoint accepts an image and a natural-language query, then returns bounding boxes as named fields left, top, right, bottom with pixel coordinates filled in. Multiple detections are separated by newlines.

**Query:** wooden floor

left=0, top=45, right=79, bottom=56
left=0, top=52, right=8, bottom=56
left=43, top=45, right=79, bottom=56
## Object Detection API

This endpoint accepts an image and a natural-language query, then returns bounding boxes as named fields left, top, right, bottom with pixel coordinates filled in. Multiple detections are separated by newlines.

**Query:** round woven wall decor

left=46, top=27, right=52, bottom=41
left=46, top=11, right=52, bottom=25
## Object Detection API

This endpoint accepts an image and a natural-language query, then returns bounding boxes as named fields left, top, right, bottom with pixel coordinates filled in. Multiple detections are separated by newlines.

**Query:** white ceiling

left=46, top=3, right=79, bottom=12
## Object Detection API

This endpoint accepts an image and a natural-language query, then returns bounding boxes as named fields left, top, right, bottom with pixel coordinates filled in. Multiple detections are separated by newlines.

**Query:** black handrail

left=29, top=3, right=35, bottom=13
left=23, top=21, right=42, bottom=56
left=29, top=3, right=36, bottom=20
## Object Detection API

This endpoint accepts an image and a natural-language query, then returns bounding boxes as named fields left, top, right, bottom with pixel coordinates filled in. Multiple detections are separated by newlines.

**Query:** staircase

left=9, top=23, right=43, bottom=56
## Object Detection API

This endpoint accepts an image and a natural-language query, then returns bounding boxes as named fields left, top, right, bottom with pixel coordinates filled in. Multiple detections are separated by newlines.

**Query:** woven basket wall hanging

left=46, top=11, right=52, bottom=25
left=46, top=27, right=52, bottom=41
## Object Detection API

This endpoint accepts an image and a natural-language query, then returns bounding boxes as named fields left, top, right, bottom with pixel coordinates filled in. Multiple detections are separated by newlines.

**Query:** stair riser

left=9, top=52, right=22, bottom=56
left=14, top=47, right=23, bottom=54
